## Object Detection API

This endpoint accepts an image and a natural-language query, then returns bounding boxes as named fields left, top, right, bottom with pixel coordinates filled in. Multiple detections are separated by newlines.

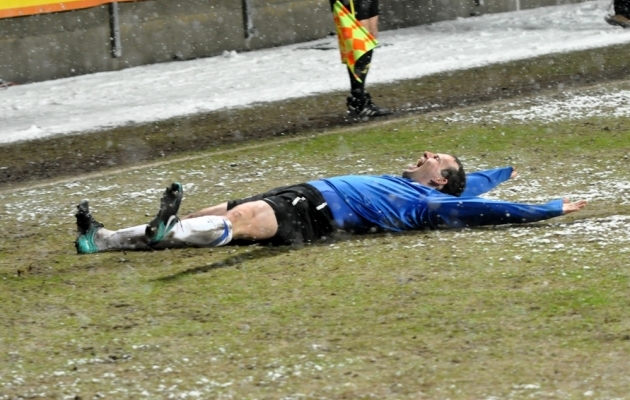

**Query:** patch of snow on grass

left=443, top=88, right=630, bottom=124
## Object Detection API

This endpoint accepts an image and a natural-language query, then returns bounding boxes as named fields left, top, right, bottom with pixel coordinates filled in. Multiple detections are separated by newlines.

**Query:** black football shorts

left=227, top=184, right=334, bottom=246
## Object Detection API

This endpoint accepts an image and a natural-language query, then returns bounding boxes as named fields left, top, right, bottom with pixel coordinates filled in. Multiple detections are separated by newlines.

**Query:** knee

left=225, top=208, right=249, bottom=225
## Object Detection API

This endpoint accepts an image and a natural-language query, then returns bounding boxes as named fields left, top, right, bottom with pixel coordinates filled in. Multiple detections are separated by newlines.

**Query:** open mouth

left=412, top=157, right=426, bottom=168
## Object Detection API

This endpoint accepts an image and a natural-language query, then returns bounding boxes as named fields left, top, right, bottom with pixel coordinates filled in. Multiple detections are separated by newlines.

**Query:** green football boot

left=145, top=182, right=183, bottom=244
left=74, top=200, right=104, bottom=254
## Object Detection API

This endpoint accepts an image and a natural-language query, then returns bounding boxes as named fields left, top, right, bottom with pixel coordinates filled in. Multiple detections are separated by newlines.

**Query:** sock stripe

left=209, top=218, right=232, bottom=247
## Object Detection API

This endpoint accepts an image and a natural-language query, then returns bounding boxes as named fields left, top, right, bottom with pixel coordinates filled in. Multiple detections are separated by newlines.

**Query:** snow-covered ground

left=1, top=0, right=629, bottom=144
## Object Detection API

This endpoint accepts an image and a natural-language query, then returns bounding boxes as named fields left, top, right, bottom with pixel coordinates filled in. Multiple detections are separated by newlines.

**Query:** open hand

left=562, top=199, right=587, bottom=214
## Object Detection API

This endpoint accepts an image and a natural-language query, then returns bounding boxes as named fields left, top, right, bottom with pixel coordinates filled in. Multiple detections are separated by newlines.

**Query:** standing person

left=330, top=0, right=392, bottom=118
left=74, top=151, right=587, bottom=254
left=605, top=0, right=630, bottom=28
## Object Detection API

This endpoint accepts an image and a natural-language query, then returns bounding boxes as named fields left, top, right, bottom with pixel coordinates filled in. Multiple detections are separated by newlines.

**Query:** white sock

left=153, top=216, right=233, bottom=248
left=92, top=216, right=232, bottom=251
left=94, top=225, right=150, bottom=251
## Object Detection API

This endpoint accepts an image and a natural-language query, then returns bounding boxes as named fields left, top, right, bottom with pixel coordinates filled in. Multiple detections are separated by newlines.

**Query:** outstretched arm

left=460, top=167, right=515, bottom=197
left=424, top=196, right=587, bottom=229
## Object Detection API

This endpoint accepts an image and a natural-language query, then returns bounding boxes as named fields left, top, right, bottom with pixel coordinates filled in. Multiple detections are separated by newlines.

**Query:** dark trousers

left=329, top=0, right=380, bottom=20
left=616, top=0, right=630, bottom=16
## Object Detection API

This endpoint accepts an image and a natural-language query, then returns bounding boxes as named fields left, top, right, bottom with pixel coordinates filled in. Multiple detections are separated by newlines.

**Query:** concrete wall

left=380, top=0, right=473, bottom=29
left=0, top=0, right=585, bottom=84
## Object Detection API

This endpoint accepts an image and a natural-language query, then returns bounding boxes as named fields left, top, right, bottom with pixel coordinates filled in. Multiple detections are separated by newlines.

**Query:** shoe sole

left=75, top=199, right=92, bottom=233
left=605, top=16, right=630, bottom=28
left=347, top=109, right=393, bottom=120
left=146, top=182, right=183, bottom=241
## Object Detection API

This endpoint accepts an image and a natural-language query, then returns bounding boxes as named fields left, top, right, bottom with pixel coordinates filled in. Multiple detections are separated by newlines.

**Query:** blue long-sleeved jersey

left=307, top=167, right=564, bottom=232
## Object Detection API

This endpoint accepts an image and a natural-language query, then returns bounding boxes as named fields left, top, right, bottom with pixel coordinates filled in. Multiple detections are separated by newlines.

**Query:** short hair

left=439, top=156, right=466, bottom=197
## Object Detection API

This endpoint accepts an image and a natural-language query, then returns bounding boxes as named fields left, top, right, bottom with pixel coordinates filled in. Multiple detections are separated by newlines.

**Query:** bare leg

left=182, top=202, right=228, bottom=219
left=153, top=200, right=277, bottom=247
left=225, top=200, right=278, bottom=241
left=182, top=200, right=278, bottom=241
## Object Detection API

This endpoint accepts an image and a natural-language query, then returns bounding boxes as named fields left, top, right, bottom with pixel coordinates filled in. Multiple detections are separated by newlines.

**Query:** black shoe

left=347, top=92, right=392, bottom=119
left=75, top=200, right=104, bottom=254
left=145, top=182, right=183, bottom=242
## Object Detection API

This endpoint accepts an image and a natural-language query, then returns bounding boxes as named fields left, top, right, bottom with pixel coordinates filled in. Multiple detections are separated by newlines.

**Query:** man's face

left=402, top=151, right=459, bottom=189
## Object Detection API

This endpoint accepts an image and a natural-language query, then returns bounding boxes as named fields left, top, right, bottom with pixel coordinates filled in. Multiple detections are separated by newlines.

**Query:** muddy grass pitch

left=1, top=44, right=630, bottom=399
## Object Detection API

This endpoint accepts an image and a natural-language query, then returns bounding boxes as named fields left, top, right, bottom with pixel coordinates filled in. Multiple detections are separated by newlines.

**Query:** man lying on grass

left=74, top=151, right=587, bottom=253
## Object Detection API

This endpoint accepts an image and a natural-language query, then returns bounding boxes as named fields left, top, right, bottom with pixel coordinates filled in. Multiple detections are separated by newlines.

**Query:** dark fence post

left=242, top=0, right=255, bottom=38
left=109, top=2, right=122, bottom=57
